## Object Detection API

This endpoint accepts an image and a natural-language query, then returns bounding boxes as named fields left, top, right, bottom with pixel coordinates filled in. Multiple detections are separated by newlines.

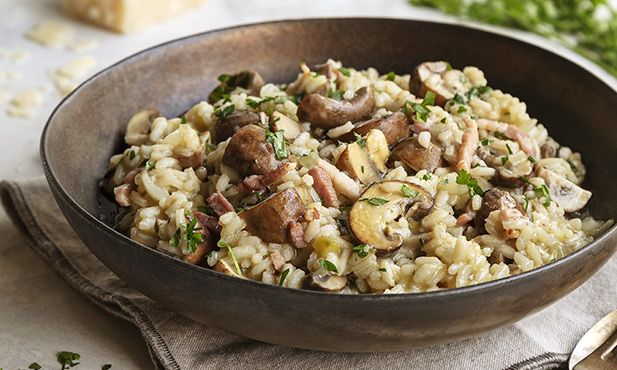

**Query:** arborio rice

left=104, top=60, right=613, bottom=294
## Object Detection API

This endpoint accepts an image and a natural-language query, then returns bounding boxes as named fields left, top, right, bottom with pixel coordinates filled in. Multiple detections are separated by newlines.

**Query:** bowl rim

left=41, top=17, right=617, bottom=301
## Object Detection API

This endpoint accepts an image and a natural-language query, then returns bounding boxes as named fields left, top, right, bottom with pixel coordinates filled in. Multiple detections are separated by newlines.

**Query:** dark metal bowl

left=41, top=18, right=617, bottom=352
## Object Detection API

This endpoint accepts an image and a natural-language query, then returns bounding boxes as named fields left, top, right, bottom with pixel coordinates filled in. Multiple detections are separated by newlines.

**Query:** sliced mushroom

left=214, top=259, right=241, bottom=277
left=337, top=112, right=409, bottom=146
left=271, top=111, right=303, bottom=140
left=477, top=189, right=520, bottom=231
left=540, top=138, right=559, bottom=158
left=349, top=181, right=433, bottom=250
left=297, top=87, right=374, bottom=129
left=124, top=109, right=160, bottom=145
left=304, top=273, right=348, bottom=292
left=208, top=70, right=265, bottom=103
left=536, top=166, right=591, bottom=212
left=222, top=125, right=280, bottom=176
left=410, top=61, right=468, bottom=106
left=391, top=137, right=443, bottom=173
left=239, top=188, right=306, bottom=244
left=214, top=110, right=260, bottom=143
left=336, top=129, right=390, bottom=185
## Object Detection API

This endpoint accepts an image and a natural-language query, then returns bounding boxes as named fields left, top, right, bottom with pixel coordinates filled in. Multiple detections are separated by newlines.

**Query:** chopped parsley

left=28, top=363, right=42, bottom=370
left=217, top=73, right=233, bottom=83
left=528, top=156, right=537, bottom=164
left=246, top=95, right=287, bottom=108
left=180, top=116, right=187, bottom=124
left=169, top=228, right=181, bottom=248
left=401, top=184, right=419, bottom=198
left=265, top=129, right=288, bottom=160
left=494, top=131, right=509, bottom=140
left=566, top=159, right=577, bottom=172
left=354, top=133, right=366, bottom=148
left=339, top=67, right=351, bottom=77
left=520, top=176, right=552, bottom=206
left=457, top=105, right=468, bottom=113
left=456, top=169, right=485, bottom=196
left=505, top=143, right=513, bottom=155
left=102, top=365, right=112, bottom=370
left=481, top=138, right=492, bottom=146
left=405, top=91, right=436, bottom=122
left=501, top=156, right=509, bottom=165
left=359, top=197, right=389, bottom=206
left=466, top=86, right=493, bottom=99
left=57, top=351, right=81, bottom=370
left=279, top=268, right=290, bottom=286
left=128, top=150, right=136, bottom=160
left=421, top=173, right=432, bottom=181
left=378, top=267, right=387, bottom=272
left=361, top=165, right=365, bottom=174
left=214, top=104, right=235, bottom=119
left=184, top=217, right=203, bottom=253
left=319, top=259, right=338, bottom=273
left=385, top=71, right=396, bottom=81
left=217, top=239, right=243, bottom=276
left=327, top=89, right=344, bottom=100
left=145, top=159, right=156, bottom=171
left=352, top=244, right=370, bottom=258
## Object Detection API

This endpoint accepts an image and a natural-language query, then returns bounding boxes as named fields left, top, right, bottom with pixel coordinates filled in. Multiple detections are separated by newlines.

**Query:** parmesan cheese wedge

left=64, top=0, right=207, bottom=33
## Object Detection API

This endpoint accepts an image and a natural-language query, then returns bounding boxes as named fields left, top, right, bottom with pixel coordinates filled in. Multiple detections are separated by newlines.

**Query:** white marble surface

left=1, top=0, right=615, bottom=369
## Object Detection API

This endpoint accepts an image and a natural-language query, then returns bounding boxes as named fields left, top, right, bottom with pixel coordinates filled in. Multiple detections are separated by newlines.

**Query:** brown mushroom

left=208, top=70, right=265, bottom=103
left=337, top=112, right=410, bottom=146
left=124, top=109, right=160, bottom=145
left=297, top=87, right=374, bottom=129
left=476, top=188, right=521, bottom=231
left=536, top=166, right=591, bottom=212
left=410, top=61, right=467, bottom=106
left=222, top=125, right=280, bottom=176
left=304, top=273, right=348, bottom=292
left=214, top=110, right=260, bottom=143
left=391, top=137, right=443, bottom=173
left=336, top=129, right=390, bottom=185
left=239, top=188, right=306, bottom=244
left=540, top=138, right=559, bottom=158
left=349, top=181, right=433, bottom=251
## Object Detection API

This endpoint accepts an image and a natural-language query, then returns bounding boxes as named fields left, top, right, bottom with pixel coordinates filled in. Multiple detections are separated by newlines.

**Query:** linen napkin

left=2, top=178, right=616, bottom=370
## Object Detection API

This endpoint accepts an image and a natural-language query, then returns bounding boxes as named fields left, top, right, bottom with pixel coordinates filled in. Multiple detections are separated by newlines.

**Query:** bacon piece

left=456, top=117, right=479, bottom=171
left=113, top=184, right=133, bottom=207
left=288, top=221, right=307, bottom=249
left=123, top=168, right=141, bottom=185
left=456, top=212, right=475, bottom=227
left=237, top=175, right=266, bottom=193
left=193, top=211, right=222, bottom=234
left=269, top=251, right=286, bottom=271
left=207, top=191, right=234, bottom=216
left=308, top=166, right=340, bottom=208
left=175, top=150, right=205, bottom=169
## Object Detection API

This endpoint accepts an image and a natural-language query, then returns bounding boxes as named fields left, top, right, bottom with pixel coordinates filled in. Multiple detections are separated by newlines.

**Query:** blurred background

left=0, top=0, right=614, bottom=368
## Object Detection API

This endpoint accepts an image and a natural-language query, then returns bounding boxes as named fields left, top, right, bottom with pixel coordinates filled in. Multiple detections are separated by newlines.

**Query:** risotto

left=104, top=60, right=612, bottom=294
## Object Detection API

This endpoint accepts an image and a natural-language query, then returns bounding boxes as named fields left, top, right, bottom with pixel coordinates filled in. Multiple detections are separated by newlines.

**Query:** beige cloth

left=1, top=178, right=616, bottom=370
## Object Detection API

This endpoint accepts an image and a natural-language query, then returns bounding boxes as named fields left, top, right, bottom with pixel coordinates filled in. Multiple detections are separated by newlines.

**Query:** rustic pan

left=41, top=18, right=617, bottom=352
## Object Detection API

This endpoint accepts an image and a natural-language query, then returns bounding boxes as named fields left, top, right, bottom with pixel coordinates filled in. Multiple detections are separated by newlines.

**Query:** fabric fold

left=3, top=178, right=614, bottom=370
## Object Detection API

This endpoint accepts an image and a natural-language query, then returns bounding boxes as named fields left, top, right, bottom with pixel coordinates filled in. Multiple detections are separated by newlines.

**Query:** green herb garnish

left=184, top=217, right=203, bottom=253
left=467, top=85, right=493, bottom=99
left=214, top=104, right=235, bottom=119
left=354, top=132, right=367, bottom=148
left=456, top=169, right=485, bottom=196
left=339, top=67, right=351, bottom=77
left=535, top=184, right=552, bottom=206
left=378, top=267, right=387, bottom=272
left=180, top=116, right=187, bottom=124
left=327, top=89, right=344, bottom=100
left=217, top=239, right=243, bottom=276
left=265, top=129, right=288, bottom=160
left=319, top=259, right=338, bottom=273
left=28, top=363, right=42, bottom=370
left=145, top=159, right=156, bottom=171
left=102, top=365, right=112, bottom=370
left=405, top=91, right=437, bottom=122
left=421, top=173, right=432, bottom=181
left=128, top=150, right=136, bottom=160
left=481, top=138, right=492, bottom=146
left=57, top=351, right=81, bottom=370
left=279, top=268, right=290, bottom=286
left=505, top=143, right=513, bottom=155
left=352, top=244, right=370, bottom=258
left=169, top=228, right=181, bottom=248
left=359, top=197, right=389, bottom=206
left=401, top=184, right=419, bottom=198
left=501, top=156, right=509, bottom=165
left=528, top=156, right=537, bottom=164
left=385, top=71, right=396, bottom=81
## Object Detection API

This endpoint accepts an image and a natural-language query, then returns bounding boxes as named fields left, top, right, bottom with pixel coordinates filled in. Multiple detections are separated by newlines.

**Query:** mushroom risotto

left=104, top=60, right=612, bottom=294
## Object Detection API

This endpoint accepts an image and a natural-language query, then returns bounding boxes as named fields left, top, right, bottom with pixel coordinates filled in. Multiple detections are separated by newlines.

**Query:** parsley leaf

left=319, top=259, right=338, bottom=273
left=354, top=133, right=366, bottom=148
left=128, top=150, right=136, bottom=160
left=535, top=184, right=552, bottom=206
left=352, top=244, right=370, bottom=258
left=359, top=197, right=389, bottom=206
left=378, top=267, right=387, bottom=272
left=401, top=184, right=419, bottom=198
left=501, top=156, right=509, bottom=165
left=184, top=217, right=203, bottom=253
left=102, top=365, right=112, bottom=370
left=169, top=228, right=181, bottom=248
left=327, top=89, right=344, bottom=100
left=467, top=85, right=493, bottom=99
left=456, top=169, right=485, bottom=196
left=180, top=116, right=187, bottom=124
left=339, top=67, right=351, bottom=77
left=385, top=71, right=396, bottom=81
left=481, top=138, right=492, bottom=146
left=422, top=91, right=436, bottom=106
left=217, top=239, right=243, bottom=276
left=505, top=143, right=513, bottom=155
left=214, top=104, right=235, bottom=119
left=145, top=159, right=156, bottom=171
left=57, top=351, right=81, bottom=370
left=28, top=363, right=42, bottom=370
left=265, top=129, right=288, bottom=160
left=279, top=268, right=290, bottom=286
left=421, top=173, right=432, bottom=181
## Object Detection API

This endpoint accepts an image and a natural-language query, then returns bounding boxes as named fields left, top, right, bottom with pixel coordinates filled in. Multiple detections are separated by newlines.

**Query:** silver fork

left=569, top=310, right=617, bottom=369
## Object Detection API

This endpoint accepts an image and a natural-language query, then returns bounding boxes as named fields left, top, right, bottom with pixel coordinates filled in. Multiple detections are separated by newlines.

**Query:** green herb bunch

left=409, top=0, right=617, bottom=76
